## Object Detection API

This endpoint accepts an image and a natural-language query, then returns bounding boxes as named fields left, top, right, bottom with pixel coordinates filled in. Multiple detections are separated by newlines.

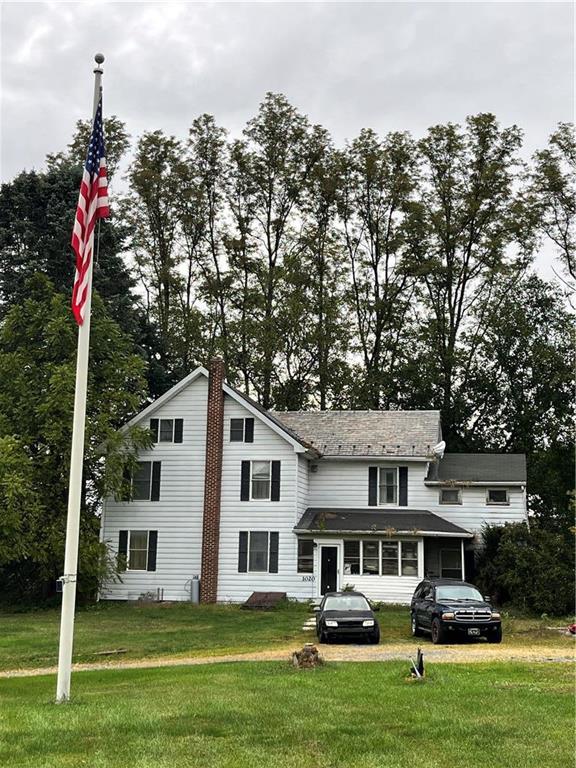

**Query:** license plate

left=467, top=627, right=481, bottom=636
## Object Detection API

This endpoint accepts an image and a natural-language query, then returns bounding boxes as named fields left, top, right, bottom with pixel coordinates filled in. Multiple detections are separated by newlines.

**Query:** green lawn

left=0, top=601, right=309, bottom=671
left=0, top=662, right=573, bottom=768
left=0, top=601, right=573, bottom=672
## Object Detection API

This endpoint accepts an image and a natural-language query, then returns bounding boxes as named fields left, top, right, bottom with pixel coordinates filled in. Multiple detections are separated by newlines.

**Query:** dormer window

left=230, top=417, right=254, bottom=443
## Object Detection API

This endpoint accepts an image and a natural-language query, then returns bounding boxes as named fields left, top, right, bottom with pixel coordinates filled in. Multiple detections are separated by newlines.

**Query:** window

left=440, top=488, right=462, bottom=505
left=130, top=461, right=161, bottom=501
left=362, top=541, right=379, bottom=575
left=440, top=549, right=462, bottom=579
left=297, top=540, right=314, bottom=573
left=238, top=531, right=279, bottom=573
left=381, top=542, right=398, bottom=575
left=129, top=530, right=149, bottom=570
left=343, top=541, right=360, bottom=575
left=132, top=462, right=152, bottom=500
left=118, top=529, right=158, bottom=572
left=487, top=488, right=509, bottom=505
left=159, top=419, right=174, bottom=442
left=150, top=418, right=183, bottom=443
left=251, top=461, right=271, bottom=500
left=230, top=417, right=254, bottom=443
left=344, top=539, right=420, bottom=577
left=378, top=468, right=398, bottom=505
left=401, top=541, right=419, bottom=576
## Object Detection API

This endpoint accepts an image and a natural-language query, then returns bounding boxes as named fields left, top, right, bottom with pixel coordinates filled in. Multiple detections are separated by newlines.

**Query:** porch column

left=461, top=539, right=465, bottom=581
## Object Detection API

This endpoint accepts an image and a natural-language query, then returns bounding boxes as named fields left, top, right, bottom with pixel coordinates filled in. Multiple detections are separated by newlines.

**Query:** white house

left=100, top=359, right=528, bottom=604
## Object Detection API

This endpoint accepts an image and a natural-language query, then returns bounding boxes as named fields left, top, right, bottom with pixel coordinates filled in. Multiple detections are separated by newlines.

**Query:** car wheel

left=431, top=617, right=447, bottom=645
left=487, top=626, right=503, bottom=644
left=369, top=630, right=380, bottom=645
left=411, top=613, right=423, bottom=637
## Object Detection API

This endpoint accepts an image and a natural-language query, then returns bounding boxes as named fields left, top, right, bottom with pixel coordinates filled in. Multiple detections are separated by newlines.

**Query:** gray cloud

left=1, top=0, right=573, bottom=183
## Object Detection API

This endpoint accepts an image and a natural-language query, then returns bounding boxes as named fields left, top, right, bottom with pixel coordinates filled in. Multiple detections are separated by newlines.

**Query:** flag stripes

left=71, top=97, right=109, bottom=325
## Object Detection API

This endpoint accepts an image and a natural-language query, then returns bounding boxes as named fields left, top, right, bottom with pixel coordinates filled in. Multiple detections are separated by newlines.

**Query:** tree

left=0, top=276, right=150, bottom=603
left=406, top=114, right=527, bottom=443
left=338, top=129, right=418, bottom=409
left=528, top=122, right=575, bottom=295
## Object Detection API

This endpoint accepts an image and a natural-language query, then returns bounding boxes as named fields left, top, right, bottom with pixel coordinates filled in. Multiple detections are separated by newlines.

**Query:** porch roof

left=294, top=508, right=473, bottom=538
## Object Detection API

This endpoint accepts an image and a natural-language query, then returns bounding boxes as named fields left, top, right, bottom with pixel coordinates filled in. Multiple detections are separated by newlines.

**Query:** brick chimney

left=200, top=357, right=225, bottom=603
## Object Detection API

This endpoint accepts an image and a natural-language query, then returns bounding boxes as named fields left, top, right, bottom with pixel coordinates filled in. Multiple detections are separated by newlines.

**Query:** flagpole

left=55, top=53, right=104, bottom=704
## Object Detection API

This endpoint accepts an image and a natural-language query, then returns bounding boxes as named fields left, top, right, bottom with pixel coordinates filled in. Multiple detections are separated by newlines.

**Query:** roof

left=427, top=453, right=527, bottom=484
left=224, top=383, right=319, bottom=455
left=271, top=410, right=441, bottom=458
left=294, top=508, right=472, bottom=537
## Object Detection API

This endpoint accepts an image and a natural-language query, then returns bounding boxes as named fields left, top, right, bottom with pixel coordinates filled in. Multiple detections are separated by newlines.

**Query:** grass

left=0, top=601, right=573, bottom=672
left=0, top=661, right=573, bottom=768
left=0, top=601, right=309, bottom=671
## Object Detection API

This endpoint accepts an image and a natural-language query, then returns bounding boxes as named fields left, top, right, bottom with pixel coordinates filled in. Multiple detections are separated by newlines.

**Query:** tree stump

left=291, top=643, right=324, bottom=668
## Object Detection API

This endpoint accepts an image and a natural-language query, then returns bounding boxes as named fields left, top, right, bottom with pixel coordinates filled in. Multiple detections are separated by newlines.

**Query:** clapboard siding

left=217, top=397, right=314, bottom=601
left=309, top=459, right=526, bottom=534
left=100, top=374, right=208, bottom=601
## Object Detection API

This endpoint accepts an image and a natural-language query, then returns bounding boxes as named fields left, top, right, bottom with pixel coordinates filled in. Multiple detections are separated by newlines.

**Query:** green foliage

left=0, top=275, right=150, bottom=604
left=476, top=522, right=575, bottom=616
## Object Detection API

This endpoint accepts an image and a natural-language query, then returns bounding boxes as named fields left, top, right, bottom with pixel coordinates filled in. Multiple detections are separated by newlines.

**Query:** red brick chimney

left=200, top=357, right=225, bottom=603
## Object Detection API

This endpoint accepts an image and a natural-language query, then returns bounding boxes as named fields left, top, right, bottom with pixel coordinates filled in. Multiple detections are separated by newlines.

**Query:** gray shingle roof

left=295, top=508, right=472, bottom=536
left=271, top=410, right=441, bottom=457
left=427, top=453, right=527, bottom=484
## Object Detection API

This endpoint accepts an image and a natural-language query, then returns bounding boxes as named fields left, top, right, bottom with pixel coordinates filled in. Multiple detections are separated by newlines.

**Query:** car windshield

left=323, top=595, right=370, bottom=611
left=436, top=585, right=484, bottom=602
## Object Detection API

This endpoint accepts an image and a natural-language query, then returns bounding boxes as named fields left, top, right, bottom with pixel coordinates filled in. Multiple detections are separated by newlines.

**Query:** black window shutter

left=399, top=466, right=408, bottom=506
left=151, top=462, right=161, bottom=501
left=368, top=467, right=378, bottom=506
left=150, top=419, right=159, bottom=443
left=244, top=417, right=254, bottom=443
left=147, top=531, right=158, bottom=571
left=240, top=461, right=250, bottom=501
left=269, top=532, right=279, bottom=573
left=118, top=530, right=128, bottom=571
left=238, top=531, right=248, bottom=572
left=174, top=418, right=183, bottom=443
left=121, top=466, right=131, bottom=501
left=271, top=461, right=281, bottom=501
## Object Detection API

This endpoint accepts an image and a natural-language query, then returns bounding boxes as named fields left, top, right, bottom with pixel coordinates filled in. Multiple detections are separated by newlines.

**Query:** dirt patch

left=1, top=641, right=573, bottom=678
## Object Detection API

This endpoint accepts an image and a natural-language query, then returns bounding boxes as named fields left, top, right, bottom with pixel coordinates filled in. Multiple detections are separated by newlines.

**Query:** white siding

left=216, top=398, right=314, bottom=602
left=309, top=459, right=526, bottom=534
left=100, top=374, right=208, bottom=601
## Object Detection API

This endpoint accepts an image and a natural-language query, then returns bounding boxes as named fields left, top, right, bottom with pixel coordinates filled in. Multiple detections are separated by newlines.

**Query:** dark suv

left=410, top=579, right=502, bottom=644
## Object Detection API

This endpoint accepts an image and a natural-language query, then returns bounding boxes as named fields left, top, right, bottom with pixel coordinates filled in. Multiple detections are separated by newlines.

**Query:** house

left=100, top=358, right=528, bottom=604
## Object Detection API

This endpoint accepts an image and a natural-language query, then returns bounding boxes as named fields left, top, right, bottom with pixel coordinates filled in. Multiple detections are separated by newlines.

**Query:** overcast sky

left=1, top=0, right=573, bottom=184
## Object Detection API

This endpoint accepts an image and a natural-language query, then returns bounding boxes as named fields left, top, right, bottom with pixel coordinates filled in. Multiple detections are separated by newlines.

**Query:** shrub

left=475, top=522, right=575, bottom=616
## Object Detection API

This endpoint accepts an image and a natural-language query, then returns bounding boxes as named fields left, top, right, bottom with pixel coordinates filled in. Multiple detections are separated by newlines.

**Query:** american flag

left=71, top=95, right=109, bottom=325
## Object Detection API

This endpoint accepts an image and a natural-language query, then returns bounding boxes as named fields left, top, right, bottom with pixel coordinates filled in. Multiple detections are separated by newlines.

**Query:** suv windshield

left=436, top=585, right=483, bottom=602
left=324, top=595, right=370, bottom=611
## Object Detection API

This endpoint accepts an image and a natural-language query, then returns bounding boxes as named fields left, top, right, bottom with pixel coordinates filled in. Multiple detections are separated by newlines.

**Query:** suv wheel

left=487, top=626, right=503, bottom=644
left=411, top=613, right=423, bottom=637
left=431, top=617, right=447, bottom=645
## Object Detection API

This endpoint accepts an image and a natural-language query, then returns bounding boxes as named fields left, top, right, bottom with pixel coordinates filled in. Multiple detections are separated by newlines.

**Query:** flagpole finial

left=94, top=53, right=104, bottom=72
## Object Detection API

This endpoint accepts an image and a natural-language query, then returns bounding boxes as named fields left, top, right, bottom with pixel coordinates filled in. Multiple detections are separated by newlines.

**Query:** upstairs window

left=129, top=461, right=161, bottom=501
left=439, top=488, right=462, bottom=505
left=487, top=488, right=509, bottom=505
left=150, top=418, right=183, bottom=443
left=251, top=461, right=271, bottom=500
left=378, top=468, right=398, bottom=505
left=230, top=417, right=254, bottom=443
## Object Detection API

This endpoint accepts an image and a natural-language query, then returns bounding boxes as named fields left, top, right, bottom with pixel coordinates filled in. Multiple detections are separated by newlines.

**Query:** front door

left=320, top=546, right=338, bottom=595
